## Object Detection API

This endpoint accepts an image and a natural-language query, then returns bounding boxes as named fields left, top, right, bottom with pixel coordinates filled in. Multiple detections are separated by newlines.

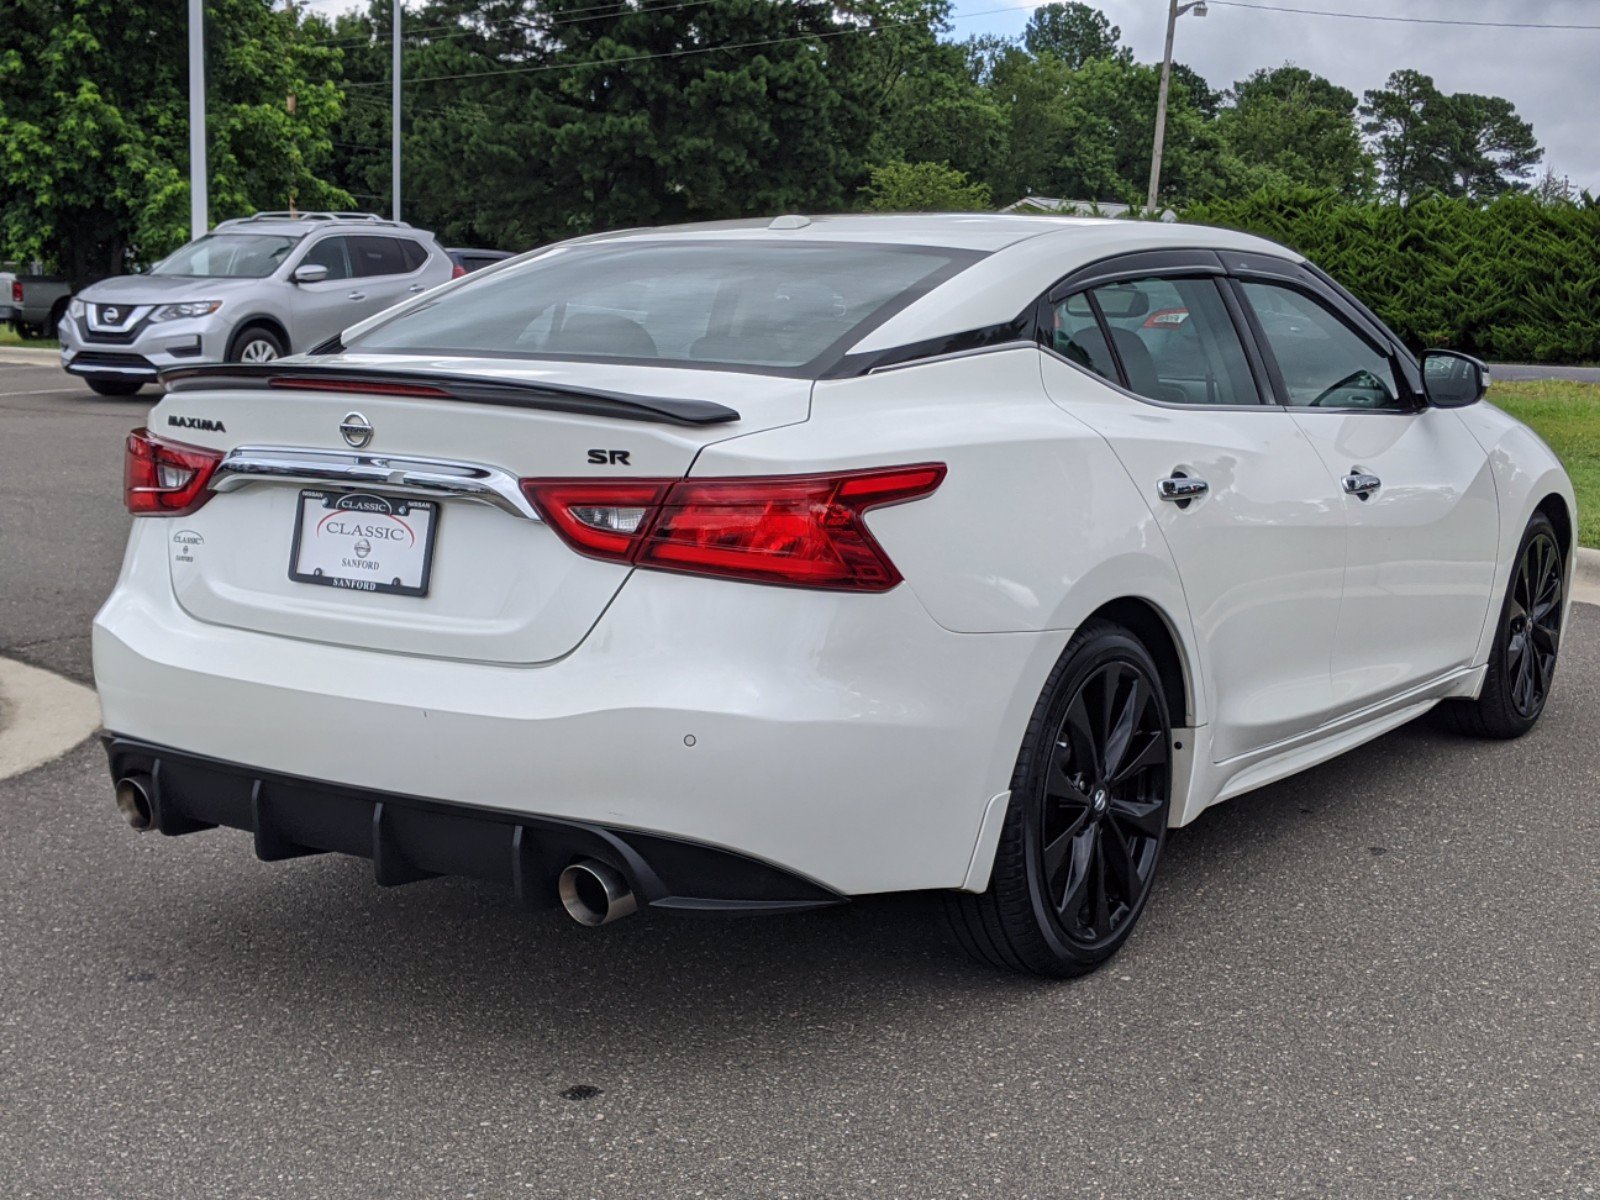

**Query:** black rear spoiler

left=157, top=363, right=740, bottom=427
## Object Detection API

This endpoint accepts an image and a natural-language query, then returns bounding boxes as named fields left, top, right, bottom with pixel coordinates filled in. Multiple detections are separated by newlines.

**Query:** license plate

left=289, top=490, right=439, bottom=597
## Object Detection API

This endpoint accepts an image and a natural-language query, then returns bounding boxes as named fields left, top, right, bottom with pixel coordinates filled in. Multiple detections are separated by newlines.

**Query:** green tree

left=321, top=0, right=952, bottom=249
left=1219, top=65, right=1373, bottom=197
left=987, top=51, right=1229, bottom=207
left=1021, top=2, right=1128, bottom=68
left=0, top=0, right=349, bottom=278
left=1443, top=92, right=1542, bottom=199
left=1360, top=69, right=1542, bottom=203
left=861, top=160, right=991, bottom=210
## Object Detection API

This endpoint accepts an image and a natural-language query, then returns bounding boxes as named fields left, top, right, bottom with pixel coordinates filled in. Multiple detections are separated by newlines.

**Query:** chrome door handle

left=1158, top=476, right=1209, bottom=503
left=407, top=284, right=426, bottom=293
left=1342, top=471, right=1382, bottom=498
left=347, top=291, right=367, bottom=301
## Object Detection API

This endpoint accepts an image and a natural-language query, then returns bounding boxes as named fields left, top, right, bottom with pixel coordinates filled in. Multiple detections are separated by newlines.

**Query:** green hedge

left=1183, top=189, right=1600, bottom=364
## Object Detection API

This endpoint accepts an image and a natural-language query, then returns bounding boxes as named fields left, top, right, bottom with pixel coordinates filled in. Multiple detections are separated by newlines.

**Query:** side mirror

left=1420, top=349, right=1488, bottom=408
left=292, top=263, right=329, bottom=284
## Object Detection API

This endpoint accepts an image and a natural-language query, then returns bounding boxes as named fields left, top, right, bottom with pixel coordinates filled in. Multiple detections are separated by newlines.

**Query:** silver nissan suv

left=60, top=212, right=453, bottom=396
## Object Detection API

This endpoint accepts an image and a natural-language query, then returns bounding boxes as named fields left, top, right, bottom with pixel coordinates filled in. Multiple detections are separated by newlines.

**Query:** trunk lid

left=152, top=355, right=808, bottom=664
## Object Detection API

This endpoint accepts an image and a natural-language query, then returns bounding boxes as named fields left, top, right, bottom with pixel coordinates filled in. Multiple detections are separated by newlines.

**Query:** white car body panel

left=91, top=214, right=1576, bottom=902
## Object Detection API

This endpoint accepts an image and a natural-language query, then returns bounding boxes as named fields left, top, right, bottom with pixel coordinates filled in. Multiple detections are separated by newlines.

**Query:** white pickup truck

left=0, top=266, right=73, bottom=339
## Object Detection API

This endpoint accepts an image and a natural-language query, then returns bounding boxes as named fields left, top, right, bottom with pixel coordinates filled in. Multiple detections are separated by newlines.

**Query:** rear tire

left=85, top=378, right=143, bottom=397
left=226, top=324, right=285, bottom=364
left=15, top=321, right=44, bottom=340
left=1446, top=512, right=1564, bottom=739
left=948, top=619, right=1174, bottom=977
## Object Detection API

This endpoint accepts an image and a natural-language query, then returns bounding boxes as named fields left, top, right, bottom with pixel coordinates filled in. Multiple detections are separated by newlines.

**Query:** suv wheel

left=227, top=325, right=285, bottom=364
left=948, top=619, right=1174, bottom=977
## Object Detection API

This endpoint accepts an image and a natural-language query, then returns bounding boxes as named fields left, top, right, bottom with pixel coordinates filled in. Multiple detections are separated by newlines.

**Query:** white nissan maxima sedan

left=94, top=214, right=1572, bottom=977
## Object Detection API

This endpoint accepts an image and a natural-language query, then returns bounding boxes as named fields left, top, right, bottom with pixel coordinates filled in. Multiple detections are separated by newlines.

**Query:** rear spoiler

left=157, top=363, right=740, bottom=427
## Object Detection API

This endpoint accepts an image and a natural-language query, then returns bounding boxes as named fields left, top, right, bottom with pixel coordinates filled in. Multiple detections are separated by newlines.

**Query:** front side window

left=151, top=234, right=300, bottom=278
left=345, top=240, right=978, bottom=374
left=1241, top=282, right=1403, bottom=410
left=1050, top=276, right=1258, bottom=406
left=300, top=236, right=352, bottom=281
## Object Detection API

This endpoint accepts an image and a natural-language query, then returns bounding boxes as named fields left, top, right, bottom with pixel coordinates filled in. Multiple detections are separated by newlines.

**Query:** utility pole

left=188, top=0, right=208, bottom=239
left=1146, top=0, right=1207, bottom=213
left=392, top=0, right=402, bottom=222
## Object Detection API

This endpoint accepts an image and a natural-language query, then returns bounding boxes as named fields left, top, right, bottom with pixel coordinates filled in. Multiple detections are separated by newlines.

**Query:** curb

left=1574, top=547, right=1600, bottom=607
left=0, top=347, right=62, bottom=366
left=0, top=657, right=101, bottom=782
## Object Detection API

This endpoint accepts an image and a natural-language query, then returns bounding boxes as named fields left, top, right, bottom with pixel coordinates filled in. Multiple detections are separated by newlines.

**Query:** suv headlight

left=68, top=297, right=86, bottom=320
left=150, top=301, right=223, bottom=322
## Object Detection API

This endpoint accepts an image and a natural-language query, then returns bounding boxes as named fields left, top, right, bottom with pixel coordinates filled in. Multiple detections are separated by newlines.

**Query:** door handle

left=407, top=284, right=426, bottom=293
left=347, top=291, right=367, bottom=301
left=1342, top=471, right=1382, bottom=498
left=1157, top=476, right=1208, bottom=503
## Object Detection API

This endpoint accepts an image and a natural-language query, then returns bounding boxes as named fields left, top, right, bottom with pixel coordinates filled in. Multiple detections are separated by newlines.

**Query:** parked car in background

left=95, top=214, right=1571, bottom=977
left=446, top=247, right=514, bottom=278
left=58, top=212, right=453, bottom=396
left=0, top=266, right=73, bottom=339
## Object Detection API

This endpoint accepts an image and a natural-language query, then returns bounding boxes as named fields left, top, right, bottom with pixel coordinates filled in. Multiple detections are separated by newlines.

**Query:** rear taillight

left=124, top=428, right=224, bottom=516
left=450, top=264, right=467, bottom=279
left=522, top=464, right=945, bottom=592
left=9, top=281, right=20, bottom=303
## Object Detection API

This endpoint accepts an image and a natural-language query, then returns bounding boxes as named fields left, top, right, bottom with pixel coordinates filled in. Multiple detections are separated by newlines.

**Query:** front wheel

left=949, top=619, right=1174, bottom=977
left=226, top=325, right=285, bottom=364
left=1447, top=512, right=1564, bottom=739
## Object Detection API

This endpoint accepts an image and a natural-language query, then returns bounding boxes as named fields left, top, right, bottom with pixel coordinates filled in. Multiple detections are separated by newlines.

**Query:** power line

left=1206, top=1, right=1600, bottom=31
left=342, top=1, right=1036, bottom=88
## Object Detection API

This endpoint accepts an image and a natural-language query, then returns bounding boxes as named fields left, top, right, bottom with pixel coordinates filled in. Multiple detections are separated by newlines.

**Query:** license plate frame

left=288, top=489, right=440, bottom=597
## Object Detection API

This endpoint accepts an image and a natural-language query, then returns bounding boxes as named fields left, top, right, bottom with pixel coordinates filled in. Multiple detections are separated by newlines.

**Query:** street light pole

left=188, top=0, right=208, bottom=239
left=392, top=0, right=402, bottom=222
left=1145, top=0, right=1206, bottom=213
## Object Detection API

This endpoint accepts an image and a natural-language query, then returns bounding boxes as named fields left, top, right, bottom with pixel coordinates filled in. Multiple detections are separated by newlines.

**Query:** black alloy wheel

left=1037, top=659, right=1170, bottom=950
left=1448, top=511, right=1564, bottom=739
left=949, top=619, right=1174, bottom=977
left=1505, top=526, right=1563, bottom=719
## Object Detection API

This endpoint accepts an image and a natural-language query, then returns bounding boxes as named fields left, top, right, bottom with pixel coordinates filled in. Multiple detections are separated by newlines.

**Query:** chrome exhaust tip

left=114, top=776, right=154, bottom=832
left=558, top=858, right=638, bottom=926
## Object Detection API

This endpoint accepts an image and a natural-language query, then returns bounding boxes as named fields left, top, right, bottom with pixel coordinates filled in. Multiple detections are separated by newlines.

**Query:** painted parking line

left=0, top=387, right=87, bottom=399
left=0, top=658, right=101, bottom=781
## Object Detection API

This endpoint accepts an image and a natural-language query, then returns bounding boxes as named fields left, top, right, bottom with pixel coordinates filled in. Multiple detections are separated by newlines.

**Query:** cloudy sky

left=948, top=0, right=1600, bottom=191
left=303, top=0, right=1600, bottom=191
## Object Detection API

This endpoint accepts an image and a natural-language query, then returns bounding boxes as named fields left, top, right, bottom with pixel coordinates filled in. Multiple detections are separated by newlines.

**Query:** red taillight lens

left=522, top=464, right=945, bottom=592
left=450, top=264, right=467, bottom=279
left=124, top=428, right=224, bottom=516
left=9, top=282, right=21, bottom=303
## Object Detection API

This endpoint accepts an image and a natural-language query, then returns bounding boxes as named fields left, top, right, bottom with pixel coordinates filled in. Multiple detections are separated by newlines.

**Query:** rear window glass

left=345, top=240, right=979, bottom=373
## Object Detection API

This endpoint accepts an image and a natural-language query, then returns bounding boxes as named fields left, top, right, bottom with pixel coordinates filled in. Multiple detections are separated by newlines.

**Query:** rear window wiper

left=158, top=363, right=740, bottom=427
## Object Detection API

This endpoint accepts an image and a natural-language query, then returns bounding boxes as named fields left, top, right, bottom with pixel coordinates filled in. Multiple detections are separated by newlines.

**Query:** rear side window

left=345, top=240, right=979, bottom=374
left=349, top=236, right=411, bottom=278
left=1240, top=282, right=1402, bottom=410
left=1051, top=276, right=1259, bottom=406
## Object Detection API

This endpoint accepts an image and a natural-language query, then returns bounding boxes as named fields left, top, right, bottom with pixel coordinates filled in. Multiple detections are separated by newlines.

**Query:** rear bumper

left=93, top=521, right=1064, bottom=895
left=102, top=735, right=843, bottom=913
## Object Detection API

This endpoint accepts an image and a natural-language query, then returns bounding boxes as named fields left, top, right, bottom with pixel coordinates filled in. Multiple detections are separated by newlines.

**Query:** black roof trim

left=157, top=364, right=741, bottom=426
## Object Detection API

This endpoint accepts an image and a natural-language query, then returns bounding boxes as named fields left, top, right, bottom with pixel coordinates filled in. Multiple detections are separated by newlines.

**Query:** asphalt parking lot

left=1, top=359, right=1596, bottom=1198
